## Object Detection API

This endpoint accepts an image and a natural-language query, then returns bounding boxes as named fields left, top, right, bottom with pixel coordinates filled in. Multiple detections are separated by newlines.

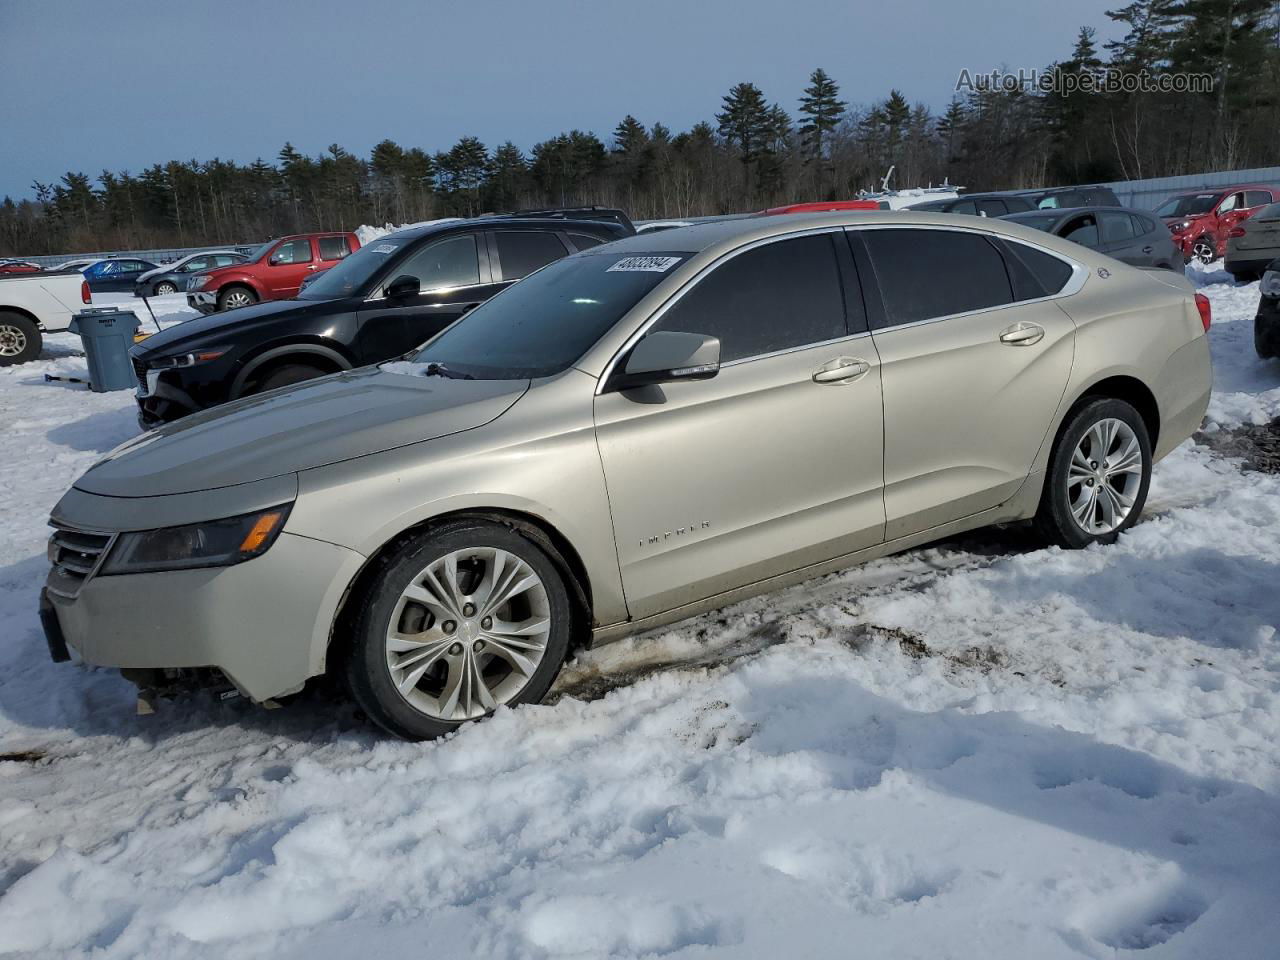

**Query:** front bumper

left=44, top=528, right=366, bottom=702
left=187, top=291, right=217, bottom=314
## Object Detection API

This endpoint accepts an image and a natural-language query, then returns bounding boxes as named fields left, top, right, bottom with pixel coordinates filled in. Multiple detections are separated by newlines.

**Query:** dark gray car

left=133, top=250, right=248, bottom=297
left=1002, top=207, right=1180, bottom=270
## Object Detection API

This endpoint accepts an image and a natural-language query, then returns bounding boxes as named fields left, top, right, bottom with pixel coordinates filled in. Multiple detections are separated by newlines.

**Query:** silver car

left=43, top=212, right=1213, bottom=739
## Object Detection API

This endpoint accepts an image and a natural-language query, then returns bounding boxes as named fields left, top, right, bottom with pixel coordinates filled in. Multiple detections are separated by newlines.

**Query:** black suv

left=908, top=193, right=1036, bottom=216
left=130, top=214, right=631, bottom=427
left=1006, top=185, right=1121, bottom=209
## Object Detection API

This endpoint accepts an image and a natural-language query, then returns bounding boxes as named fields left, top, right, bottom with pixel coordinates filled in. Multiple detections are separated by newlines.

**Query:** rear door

left=593, top=231, right=885, bottom=618
left=262, top=238, right=316, bottom=297
left=317, top=234, right=354, bottom=268
left=1235, top=202, right=1280, bottom=258
left=1097, top=211, right=1146, bottom=264
left=858, top=227, right=1077, bottom=539
left=354, top=232, right=504, bottom=363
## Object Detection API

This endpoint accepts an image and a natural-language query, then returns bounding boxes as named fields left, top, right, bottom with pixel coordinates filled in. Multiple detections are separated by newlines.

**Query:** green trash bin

left=68, top=308, right=141, bottom=393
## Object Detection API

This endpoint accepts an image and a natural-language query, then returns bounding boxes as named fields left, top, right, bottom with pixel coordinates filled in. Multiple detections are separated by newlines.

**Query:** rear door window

left=318, top=236, right=351, bottom=261
left=494, top=230, right=569, bottom=280
left=861, top=228, right=1013, bottom=327
left=950, top=200, right=977, bottom=215
left=1245, top=190, right=1272, bottom=209
left=652, top=233, right=847, bottom=362
left=1099, top=212, right=1136, bottom=244
left=976, top=198, right=1007, bottom=217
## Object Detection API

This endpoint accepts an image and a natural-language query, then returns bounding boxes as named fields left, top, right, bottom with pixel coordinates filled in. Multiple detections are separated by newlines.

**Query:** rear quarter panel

left=0, top=272, right=84, bottom=332
left=1052, top=266, right=1209, bottom=461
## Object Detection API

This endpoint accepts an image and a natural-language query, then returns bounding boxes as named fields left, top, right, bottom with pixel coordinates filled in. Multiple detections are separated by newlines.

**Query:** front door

left=858, top=227, right=1076, bottom=540
left=594, top=232, right=886, bottom=619
left=355, top=232, right=505, bottom=363
left=262, top=238, right=316, bottom=297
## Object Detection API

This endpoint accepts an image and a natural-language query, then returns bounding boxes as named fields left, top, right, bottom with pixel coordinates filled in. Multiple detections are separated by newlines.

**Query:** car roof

left=1005, top=205, right=1147, bottom=220
left=593, top=210, right=1106, bottom=262
left=386, top=216, right=627, bottom=242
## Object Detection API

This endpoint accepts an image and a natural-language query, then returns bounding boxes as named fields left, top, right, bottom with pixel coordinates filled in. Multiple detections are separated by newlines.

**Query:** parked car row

left=41, top=208, right=1214, bottom=740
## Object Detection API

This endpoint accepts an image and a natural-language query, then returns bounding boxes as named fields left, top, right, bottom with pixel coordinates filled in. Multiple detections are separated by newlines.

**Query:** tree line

left=4, top=0, right=1279, bottom=256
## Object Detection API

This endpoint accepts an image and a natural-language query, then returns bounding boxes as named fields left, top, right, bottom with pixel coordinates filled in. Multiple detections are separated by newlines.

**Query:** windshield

left=297, top=238, right=404, bottom=300
left=1010, top=213, right=1061, bottom=233
left=407, top=252, right=690, bottom=379
left=243, top=240, right=275, bottom=263
left=1155, top=193, right=1218, bottom=217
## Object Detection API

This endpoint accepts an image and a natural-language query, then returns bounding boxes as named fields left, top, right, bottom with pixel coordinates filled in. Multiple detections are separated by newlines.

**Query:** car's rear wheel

left=254, top=362, right=328, bottom=393
left=218, top=286, right=257, bottom=311
left=1257, top=314, right=1280, bottom=359
left=1035, top=398, right=1152, bottom=548
left=1192, top=236, right=1217, bottom=264
left=0, top=312, right=41, bottom=366
left=154, top=281, right=178, bottom=296
left=345, top=520, right=573, bottom=740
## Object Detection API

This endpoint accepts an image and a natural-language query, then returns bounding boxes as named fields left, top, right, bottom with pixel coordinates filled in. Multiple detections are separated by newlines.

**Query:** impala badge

left=640, top=520, right=710, bottom=547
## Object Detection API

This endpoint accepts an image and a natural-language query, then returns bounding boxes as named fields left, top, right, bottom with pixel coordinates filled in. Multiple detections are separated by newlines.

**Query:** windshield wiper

left=423, top=361, right=475, bottom=380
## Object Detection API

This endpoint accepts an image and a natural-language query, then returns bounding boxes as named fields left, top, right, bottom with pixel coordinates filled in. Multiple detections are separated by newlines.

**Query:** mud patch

left=1196, top=416, right=1280, bottom=473
left=0, top=749, right=47, bottom=764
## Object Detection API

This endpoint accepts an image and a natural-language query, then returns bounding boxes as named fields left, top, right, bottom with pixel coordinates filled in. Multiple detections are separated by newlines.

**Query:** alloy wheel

left=1066, top=417, right=1143, bottom=535
left=384, top=547, right=552, bottom=721
left=0, top=323, right=27, bottom=357
left=223, top=290, right=253, bottom=309
left=1193, top=238, right=1216, bottom=264
left=156, top=282, right=177, bottom=295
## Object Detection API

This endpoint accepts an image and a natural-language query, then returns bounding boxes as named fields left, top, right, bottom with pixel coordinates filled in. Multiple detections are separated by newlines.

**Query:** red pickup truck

left=1154, top=184, right=1277, bottom=264
left=186, top=231, right=360, bottom=313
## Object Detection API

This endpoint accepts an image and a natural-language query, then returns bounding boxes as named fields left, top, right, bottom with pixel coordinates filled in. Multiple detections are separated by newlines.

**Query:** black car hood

left=75, top=366, right=529, bottom=497
left=135, top=297, right=343, bottom=354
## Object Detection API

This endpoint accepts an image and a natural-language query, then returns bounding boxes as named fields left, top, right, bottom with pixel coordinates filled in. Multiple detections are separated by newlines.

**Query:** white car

left=0, top=270, right=91, bottom=364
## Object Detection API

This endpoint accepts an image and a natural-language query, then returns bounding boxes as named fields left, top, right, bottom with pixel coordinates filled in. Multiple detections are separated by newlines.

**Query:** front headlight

left=100, top=505, right=291, bottom=575
left=1262, top=270, right=1280, bottom=298
left=150, top=347, right=228, bottom=370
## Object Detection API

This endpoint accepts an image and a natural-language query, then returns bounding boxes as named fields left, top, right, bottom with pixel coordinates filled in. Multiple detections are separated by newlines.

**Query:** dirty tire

left=1034, top=397, right=1152, bottom=549
left=0, top=312, right=41, bottom=366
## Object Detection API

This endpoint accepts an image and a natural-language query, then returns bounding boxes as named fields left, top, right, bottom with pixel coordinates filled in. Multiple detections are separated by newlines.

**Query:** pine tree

left=716, top=82, right=771, bottom=195
left=487, top=141, right=529, bottom=211
left=797, top=68, right=847, bottom=162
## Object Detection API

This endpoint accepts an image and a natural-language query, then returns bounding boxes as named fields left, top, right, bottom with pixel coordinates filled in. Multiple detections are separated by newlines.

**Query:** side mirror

left=611, top=331, right=720, bottom=392
left=386, top=274, right=421, bottom=299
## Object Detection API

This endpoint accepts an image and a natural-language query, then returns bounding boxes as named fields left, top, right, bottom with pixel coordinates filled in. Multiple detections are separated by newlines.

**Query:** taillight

left=1228, top=226, right=1246, bottom=238
left=1194, top=293, right=1212, bottom=332
left=80, top=279, right=91, bottom=304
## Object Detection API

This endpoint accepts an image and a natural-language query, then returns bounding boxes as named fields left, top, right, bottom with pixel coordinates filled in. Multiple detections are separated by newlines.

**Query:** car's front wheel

left=345, top=520, right=573, bottom=740
left=1035, top=398, right=1152, bottom=548
left=1192, top=236, right=1217, bottom=264
left=218, top=286, right=257, bottom=311
left=154, top=281, right=178, bottom=296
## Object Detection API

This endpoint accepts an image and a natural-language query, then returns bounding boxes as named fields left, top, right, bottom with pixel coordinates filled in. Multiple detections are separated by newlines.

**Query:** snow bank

left=0, top=273, right=1278, bottom=958
left=355, top=218, right=463, bottom=246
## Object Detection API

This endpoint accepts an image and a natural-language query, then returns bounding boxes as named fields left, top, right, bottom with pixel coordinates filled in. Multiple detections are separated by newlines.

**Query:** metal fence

left=14, top=243, right=262, bottom=270
left=1101, top=166, right=1280, bottom=210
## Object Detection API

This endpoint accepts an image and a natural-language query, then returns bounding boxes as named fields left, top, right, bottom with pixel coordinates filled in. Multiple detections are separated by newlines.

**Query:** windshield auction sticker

left=372, top=243, right=399, bottom=254
left=607, top=256, right=682, bottom=273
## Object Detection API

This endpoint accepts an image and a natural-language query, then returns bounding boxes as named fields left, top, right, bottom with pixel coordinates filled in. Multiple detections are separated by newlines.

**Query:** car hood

left=1163, top=213, right=1207, bottom=229
left=136, top=263, right=178, bottom=283
left=74, top=366, right=529, bottom=498
left=134, top=297, right=332, bottom=353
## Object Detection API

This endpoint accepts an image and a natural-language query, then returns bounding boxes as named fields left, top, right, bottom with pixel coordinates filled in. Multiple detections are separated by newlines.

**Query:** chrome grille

left=47, top=524, right=113, bottom=598
left=131, top=355, right=148, bottom=389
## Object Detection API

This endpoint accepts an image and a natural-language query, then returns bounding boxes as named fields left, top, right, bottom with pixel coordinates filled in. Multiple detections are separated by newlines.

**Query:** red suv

left=1154, top=184, right=1277, bottom=264
left=187, top=231, right=360, bottom=313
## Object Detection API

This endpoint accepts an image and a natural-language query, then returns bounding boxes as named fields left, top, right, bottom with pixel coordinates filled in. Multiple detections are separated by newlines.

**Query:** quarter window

left=569, top=233, right=606, bottom=251
left=862, top=229, right=1013, bottom=326
left=653, top=233, right=847, bottom=362
left=318, top=236, right=351, bottom=261
left=1005, top=242, right=1074, bottom=296
left=398, top=234, right=480, bottom=290
left=494, top=231, right=568, bottom=280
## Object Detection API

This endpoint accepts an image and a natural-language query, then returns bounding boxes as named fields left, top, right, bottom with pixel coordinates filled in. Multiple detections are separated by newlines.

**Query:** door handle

left=1142, top=245, right=1153, bottom=254
left=999, top=322, right=1045, bottom=346
left=459, top=302, right=481, bottom=314
left=812, top=356, right=871, bottom=384
left=306, top=265, right=318, bottom=271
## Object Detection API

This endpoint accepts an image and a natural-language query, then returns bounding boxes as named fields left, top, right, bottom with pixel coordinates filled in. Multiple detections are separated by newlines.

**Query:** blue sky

left=0, top=0, right=1120, bottom=199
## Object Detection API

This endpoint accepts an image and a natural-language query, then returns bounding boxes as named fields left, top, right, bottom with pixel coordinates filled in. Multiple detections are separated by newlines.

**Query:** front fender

left=231, top=340, right=357, bottom=397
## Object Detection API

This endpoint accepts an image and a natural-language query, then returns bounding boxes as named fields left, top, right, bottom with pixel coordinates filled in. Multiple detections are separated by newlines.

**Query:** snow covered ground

left=1, top=268, right=1278, bottom=958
